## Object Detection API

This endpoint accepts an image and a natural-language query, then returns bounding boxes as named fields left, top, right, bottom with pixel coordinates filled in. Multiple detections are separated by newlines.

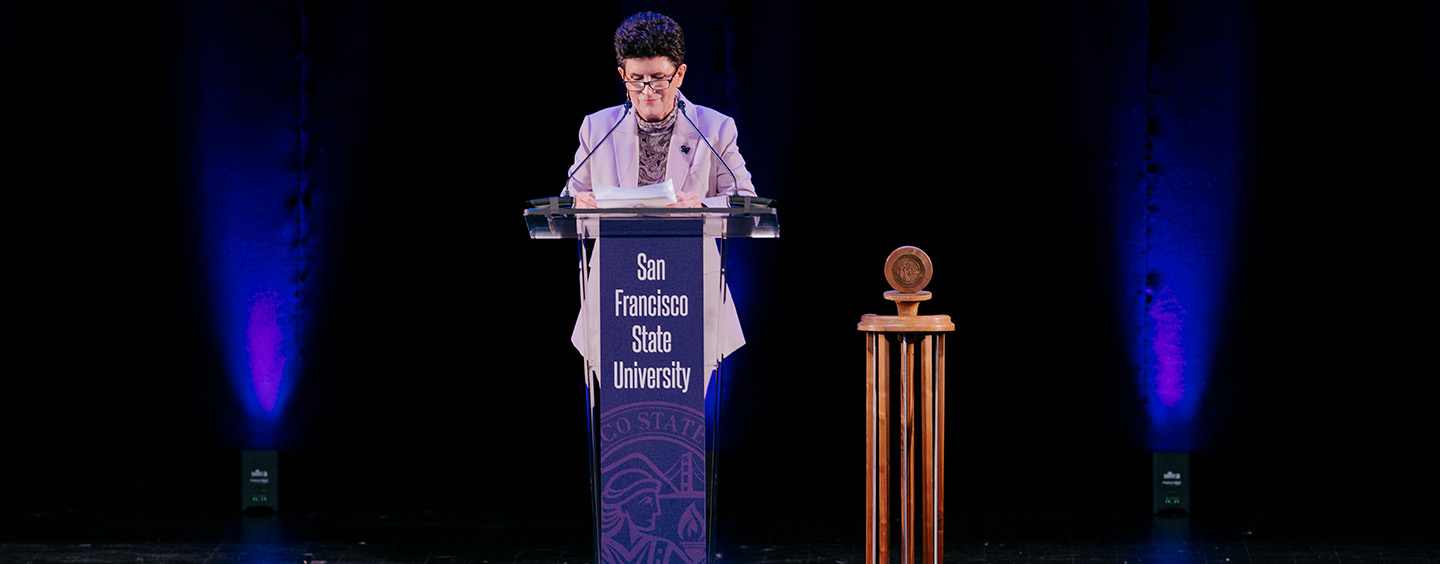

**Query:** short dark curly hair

left=613, top=11, right=685, bottom=68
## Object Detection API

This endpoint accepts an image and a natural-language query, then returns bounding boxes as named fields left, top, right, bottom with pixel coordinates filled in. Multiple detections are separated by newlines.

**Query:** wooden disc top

left=884, top=246, right=932, bottom=293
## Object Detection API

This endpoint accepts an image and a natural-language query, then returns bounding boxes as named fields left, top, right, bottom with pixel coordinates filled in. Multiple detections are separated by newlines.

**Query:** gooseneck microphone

left=562, top=99, right=632, bottom=197
left=677, top=99, right=739, bottom=196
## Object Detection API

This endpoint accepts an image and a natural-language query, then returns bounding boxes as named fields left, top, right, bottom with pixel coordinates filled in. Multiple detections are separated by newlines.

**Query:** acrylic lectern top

left=523, top=196, right=779, bottom=239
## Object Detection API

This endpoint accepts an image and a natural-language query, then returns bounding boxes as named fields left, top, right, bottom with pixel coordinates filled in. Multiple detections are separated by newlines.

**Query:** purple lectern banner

left=598, top=234, right=707, bottom=564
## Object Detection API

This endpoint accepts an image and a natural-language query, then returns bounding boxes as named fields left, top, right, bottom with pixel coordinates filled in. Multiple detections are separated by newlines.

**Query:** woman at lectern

left=566, top=11, right=757, bottom=208
left=567, top=11, right=751, bottom=383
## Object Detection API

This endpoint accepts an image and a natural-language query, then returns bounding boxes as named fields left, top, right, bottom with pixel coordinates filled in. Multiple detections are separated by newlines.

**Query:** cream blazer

left=564, top=92, right=756, bottom=205
left=566, top=93, right=752, bottom=399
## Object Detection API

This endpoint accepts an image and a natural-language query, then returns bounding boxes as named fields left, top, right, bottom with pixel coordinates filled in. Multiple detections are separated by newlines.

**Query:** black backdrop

left=2, top=1, right=1436, bottom=517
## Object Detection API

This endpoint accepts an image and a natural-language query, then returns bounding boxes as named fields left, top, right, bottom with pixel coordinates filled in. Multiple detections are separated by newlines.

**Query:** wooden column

left=922, top=334, right=945, bottom=562
left=865, top=332, right=889, bottom=563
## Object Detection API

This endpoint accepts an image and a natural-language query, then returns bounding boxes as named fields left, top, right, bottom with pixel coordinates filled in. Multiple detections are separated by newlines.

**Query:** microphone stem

left=563, top=99, right=632, bottom=197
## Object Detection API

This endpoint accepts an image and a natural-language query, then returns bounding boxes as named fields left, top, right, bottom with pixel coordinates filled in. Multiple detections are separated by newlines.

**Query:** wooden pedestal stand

left=858, top=246, right=952, bottom=564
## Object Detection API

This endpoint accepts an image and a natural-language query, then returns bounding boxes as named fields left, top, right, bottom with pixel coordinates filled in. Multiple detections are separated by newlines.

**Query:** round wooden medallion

left=884, top=246, right=932, bottom=293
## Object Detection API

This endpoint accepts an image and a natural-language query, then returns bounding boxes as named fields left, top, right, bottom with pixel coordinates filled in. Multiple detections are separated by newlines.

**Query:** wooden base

left=862, top=323, right=948, bottom=564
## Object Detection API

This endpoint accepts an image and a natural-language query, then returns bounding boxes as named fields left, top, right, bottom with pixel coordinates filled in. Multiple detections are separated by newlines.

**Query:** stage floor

left=1, top=508, right=1435, bottom=563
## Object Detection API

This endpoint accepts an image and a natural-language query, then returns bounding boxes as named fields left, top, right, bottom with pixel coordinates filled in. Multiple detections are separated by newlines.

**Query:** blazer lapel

left=612, top=105, right=639, bottom=188
left=666, top=91, right=698, bottom=195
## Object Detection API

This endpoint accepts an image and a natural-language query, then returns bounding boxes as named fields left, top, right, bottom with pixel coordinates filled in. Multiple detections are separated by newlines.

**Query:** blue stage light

left=183, top=3, right=311, bottom=451
left=192, top=99, right=309, bottom=449
left=201, top=192, right=306, bottom=449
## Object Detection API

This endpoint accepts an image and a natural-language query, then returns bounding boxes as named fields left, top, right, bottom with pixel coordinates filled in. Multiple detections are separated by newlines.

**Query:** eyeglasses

left=622, top=69, right=680, bottom=92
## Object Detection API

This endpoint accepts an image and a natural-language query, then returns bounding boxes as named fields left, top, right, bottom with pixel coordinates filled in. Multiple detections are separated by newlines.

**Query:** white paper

left=595, top=179, right=677, bottom=208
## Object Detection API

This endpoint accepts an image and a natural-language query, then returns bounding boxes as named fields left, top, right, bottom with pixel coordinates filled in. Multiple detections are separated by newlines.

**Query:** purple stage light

left=1148, top=286, right=1186, bottom=408
left=1140, top=280, right=1209, bottom=451
left=246, top=290, right=287, bottom=414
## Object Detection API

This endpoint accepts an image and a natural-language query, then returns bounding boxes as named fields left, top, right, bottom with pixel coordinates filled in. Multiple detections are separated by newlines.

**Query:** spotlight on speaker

left=241, top=450, right=279, bottom=513
left=1153, top=452, right=1189, bottom=515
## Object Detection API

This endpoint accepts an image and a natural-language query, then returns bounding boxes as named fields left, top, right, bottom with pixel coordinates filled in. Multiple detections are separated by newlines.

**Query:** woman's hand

left=573, top=192, right=599, bottom=209
left=667, top=191, right=701, bottom=208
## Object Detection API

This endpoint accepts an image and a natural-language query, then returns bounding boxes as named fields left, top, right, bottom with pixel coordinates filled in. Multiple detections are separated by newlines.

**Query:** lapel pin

left=680, top=144, right=690, bottom=154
